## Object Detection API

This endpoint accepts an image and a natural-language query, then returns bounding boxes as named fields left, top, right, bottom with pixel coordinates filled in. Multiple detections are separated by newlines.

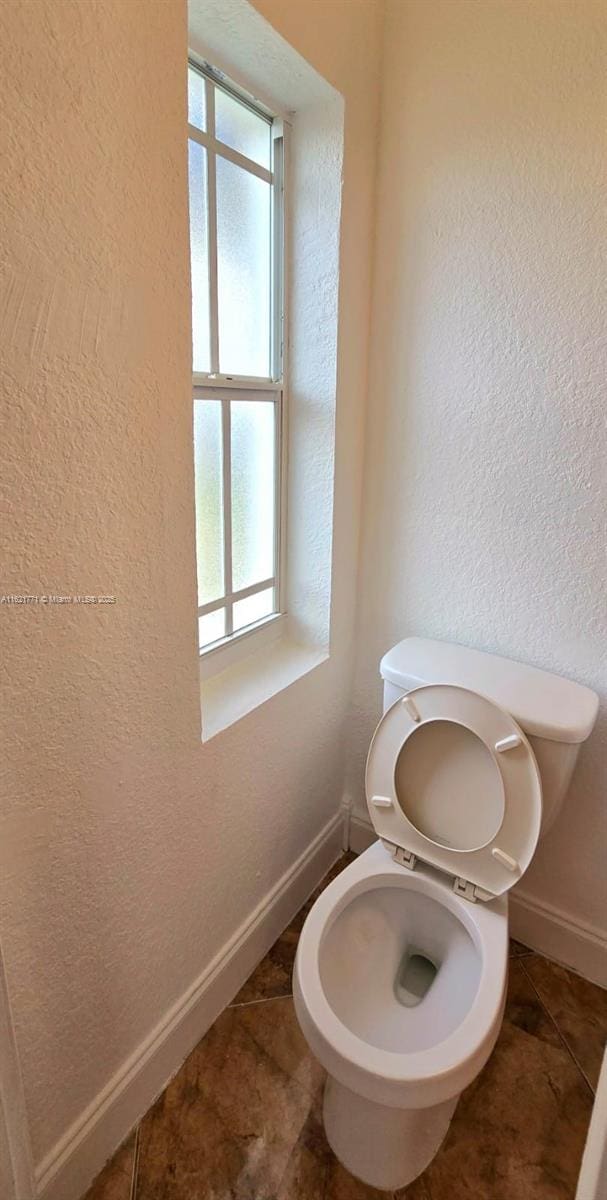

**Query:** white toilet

left=294, top=638, right=598, bottom=1191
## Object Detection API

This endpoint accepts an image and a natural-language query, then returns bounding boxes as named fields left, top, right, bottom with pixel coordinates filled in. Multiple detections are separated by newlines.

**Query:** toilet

left=294, top=638, right=598, bottom=1191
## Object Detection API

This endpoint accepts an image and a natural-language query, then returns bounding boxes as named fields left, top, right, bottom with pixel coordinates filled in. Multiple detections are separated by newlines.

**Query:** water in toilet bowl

left=395, top=949, right=438, bottom=1008
left=319, top=882, right=482, bottom=1054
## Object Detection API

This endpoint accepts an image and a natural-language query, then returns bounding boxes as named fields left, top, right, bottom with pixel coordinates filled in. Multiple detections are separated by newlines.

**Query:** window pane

left=233, top=587, right=275, bottom=633
left=188, top=67, right=206, bottom=131
left=216, top=157, right=271, bottom=377
left=231, top=400, right=275, bottom=591
left=199, top=609, right=225, bottom=651
left=215, top=87, right=271, bottom=170
left=188, top=139, right=210, bottom=373
left=194, top=400, right=224, bottom=606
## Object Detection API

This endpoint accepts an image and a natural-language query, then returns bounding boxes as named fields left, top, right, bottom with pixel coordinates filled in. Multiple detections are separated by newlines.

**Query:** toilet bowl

left=294, top=639, right=598, bottom=1191
left=294, top=842, right=508, bottom=1190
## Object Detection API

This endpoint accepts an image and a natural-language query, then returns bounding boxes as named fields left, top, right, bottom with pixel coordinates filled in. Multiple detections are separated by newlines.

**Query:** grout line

left=129, top=1125, right=140, bottom=1200
left=519, top=958, right=596, bottom=1099
left=228, top=991, right=293, bottom=1009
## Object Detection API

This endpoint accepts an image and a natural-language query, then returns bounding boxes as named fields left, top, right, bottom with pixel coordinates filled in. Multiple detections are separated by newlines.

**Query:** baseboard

left=348, top=813, right=377, bottom=855
left=509, top=889, right=607, bottom=989
left=347, top=814, right=607, bottom=989
left=36, top=811, right=344, bottom=1200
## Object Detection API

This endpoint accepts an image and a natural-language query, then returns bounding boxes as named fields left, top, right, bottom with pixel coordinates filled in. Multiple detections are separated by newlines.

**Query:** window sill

left=200, top=631, right=328, bottom=741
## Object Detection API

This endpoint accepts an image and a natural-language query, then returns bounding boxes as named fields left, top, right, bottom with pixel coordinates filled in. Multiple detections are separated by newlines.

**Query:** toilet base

left=323, top=1075, right=458, bottom=1191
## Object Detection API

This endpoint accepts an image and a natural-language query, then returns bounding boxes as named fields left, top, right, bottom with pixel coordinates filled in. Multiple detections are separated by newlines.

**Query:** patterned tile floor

left=84, top=854, right=607, bottom=1200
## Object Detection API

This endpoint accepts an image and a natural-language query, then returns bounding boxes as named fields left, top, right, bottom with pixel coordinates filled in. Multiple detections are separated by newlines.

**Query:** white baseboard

left=347, top=814, right=607, bottom=989
left=348, top=813, right=377, bottom=855
left=509, top=889, right=607, bottom=989
left=36, top=811, right=344, bottom=1200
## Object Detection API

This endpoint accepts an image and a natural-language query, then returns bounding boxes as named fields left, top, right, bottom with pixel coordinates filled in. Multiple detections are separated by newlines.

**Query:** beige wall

left=0, top=0, right=383, bottom=1169
left=349, top=0, right=607, bottom=934
left=2, top=0, right=605, bottom=1185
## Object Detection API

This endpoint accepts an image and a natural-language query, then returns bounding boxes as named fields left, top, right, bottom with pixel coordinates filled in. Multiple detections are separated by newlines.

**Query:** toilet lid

left=365, top=684, right=542, bottom=899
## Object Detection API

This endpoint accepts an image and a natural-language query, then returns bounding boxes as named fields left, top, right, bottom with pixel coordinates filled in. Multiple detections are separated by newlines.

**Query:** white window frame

left=188, top=58, right=288, bottom=664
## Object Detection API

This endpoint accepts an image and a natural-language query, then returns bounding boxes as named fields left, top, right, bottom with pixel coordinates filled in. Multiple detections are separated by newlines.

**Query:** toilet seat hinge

left=453, top=876, right=478, bottom=903
left=453, top=877, right=494, bottom=903
left=393, top=846, right=418, bottom=871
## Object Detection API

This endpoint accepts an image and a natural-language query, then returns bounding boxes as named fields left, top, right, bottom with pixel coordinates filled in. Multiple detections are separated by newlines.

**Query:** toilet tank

left=380, top=638, right=598, bottom=836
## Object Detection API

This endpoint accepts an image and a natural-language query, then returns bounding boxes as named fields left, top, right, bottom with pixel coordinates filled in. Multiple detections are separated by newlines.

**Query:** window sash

left=188, top=60, right=284, bottom=385
left=194, top=387, right=282, bottom=648
left=189, top=60, right=286, bottom=656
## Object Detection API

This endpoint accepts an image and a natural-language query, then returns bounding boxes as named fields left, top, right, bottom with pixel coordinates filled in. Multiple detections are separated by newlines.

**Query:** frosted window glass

left=194, top=400, right=224, bottom=606
left=216, top=157, right=271, bottom=377
left=215, top=88, right=271, bottom=170
left=198, top=609, right=225, bottom=651
left=231, top=401, right=275, bottom=591
left=188, top=67, right=206, bottom=131
left=188, top=140, right=210, bottom=373
left=233, top=587, right=275, bottom=633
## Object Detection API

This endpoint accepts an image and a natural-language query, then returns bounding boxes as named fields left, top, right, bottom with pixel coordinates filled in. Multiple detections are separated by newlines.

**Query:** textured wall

left=4, top=0, right=603, bottom=1177
left=251, top=0, right=386, bottom=656
left=348, top=0, right=607, bottom=932
left=0, top=0, right=383, bottom=1165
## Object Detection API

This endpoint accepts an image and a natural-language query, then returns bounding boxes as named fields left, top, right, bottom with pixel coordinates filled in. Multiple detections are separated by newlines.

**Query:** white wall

left=0, top=0, right=383, bottom=1179
left=349, top=0, right=607, bottom=941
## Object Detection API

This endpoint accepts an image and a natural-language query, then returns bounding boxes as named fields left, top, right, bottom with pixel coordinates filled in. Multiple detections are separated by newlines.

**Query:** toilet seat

left=366, top=684, right=542, bottom=900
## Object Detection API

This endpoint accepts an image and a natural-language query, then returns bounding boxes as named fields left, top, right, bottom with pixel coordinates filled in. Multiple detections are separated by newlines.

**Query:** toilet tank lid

left=380, top=638, right=599, bottom=744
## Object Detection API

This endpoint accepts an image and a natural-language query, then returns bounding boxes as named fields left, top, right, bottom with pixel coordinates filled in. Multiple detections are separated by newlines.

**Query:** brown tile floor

left=83, top=853, right=606, bottom=1200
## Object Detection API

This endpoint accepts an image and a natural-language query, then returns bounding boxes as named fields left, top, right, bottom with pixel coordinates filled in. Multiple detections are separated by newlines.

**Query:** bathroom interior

left=1, top=0, right=606, bottom=1198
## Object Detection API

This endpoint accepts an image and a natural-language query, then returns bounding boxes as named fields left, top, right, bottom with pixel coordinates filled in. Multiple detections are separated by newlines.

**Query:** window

left=188, top=61, right=286, bottom=654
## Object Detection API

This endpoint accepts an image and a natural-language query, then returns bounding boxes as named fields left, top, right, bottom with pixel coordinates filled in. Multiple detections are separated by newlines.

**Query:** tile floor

left=84, top=854, right=607, bottom=1200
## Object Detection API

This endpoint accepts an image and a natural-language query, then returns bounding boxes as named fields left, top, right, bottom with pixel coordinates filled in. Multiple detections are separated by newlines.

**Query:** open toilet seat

left=366, top=684, right=542, bottom=900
